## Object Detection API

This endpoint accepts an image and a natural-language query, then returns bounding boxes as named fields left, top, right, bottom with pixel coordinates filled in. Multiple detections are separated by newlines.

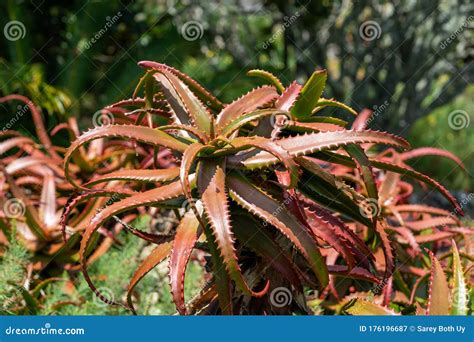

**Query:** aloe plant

left=58, top=61, right=472, bottom=316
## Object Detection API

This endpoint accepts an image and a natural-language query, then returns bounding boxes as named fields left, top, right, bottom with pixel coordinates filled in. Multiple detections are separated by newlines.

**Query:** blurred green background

left=0, top=0, right=472, bottom=191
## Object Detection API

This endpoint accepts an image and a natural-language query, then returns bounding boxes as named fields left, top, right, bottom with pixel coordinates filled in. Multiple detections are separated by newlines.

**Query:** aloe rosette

left=61, top=62, right=467, bottom=315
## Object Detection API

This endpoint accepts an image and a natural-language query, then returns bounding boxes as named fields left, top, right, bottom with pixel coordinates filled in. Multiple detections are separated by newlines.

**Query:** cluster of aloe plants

left=1, top=61, right=471, bottom=315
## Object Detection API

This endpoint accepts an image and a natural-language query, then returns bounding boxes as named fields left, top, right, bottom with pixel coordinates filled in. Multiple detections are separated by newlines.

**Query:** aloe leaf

left=127, top=242, right=173, bottom=314
left=227, top=175, right=329, bottom=287
left=0, top=137, right=35, bottom=155
left=291, top=70, right=327, bottom=119
left=401, top=147, right=466, bottom=171
left=274, top=82, right=302, bottom=113
left=153, top=70, right=212, bottom=135
left=311, top=151, right=463, bottom=214
left=450, top=241, right=468, bottom=315
left=229, top=136, right=299, bottom=188
left=247, top=69, right=285, bottom=93
left=169, top=211, right=201, bottom=315
left=84, top=168, right=180, bottom=187
left=232, top=214, right=302, bottom=289
left=216, top=86, right=278, bottom=131
left=345, top=144, right=378, bottom=209
left=344, top=298, right=398, bottom=315
left=221, top=109, right=288, bottom=137
left=79, top=181, right=185, bottom=309
left=64, top=125, right=187, bottom=188
left=312, top=98, right=358, bottom=116
left=426, top=249, right=450, bottom=315
left=351, top=109, right=373, bottom=130
left=138, top=61, right=223, bottom=111
left=233, top=130, right=409, bottom=169
left=202, top=224, right=233, bottom=314
left=198, top=159, right=268, bottom=297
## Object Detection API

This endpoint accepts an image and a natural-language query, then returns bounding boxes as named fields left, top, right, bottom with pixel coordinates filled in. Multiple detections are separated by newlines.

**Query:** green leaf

left=344, top=298, right=398, bottom=315
left=291, top=70, right=327, bottom=119
left=450, top=241, right=468, bottom=315
left=247, top=69, right=284, bottom=93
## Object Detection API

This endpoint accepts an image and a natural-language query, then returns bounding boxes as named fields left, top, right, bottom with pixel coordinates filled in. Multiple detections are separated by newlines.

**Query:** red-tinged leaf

left=5, top=156, right=64, bottom=177
left=328, top=265, right=380, bottom=283
left=415, top=232, right=453, bottom=243
left=0, top=137, right=35, bottom=155
left=198, top=159, right=269, bottom=297
left=180, top=143, right=212, bottom=202
left=247, top=69, right=285, bottom=93
left=378, top=171, right=401, bottom=206
left=0, top=95, right=61, bottom=160
left=392, top=204, right=454, bottom=217
left=221, top=109, right=288, bottom=137
left=302, top=201, right=373, bottom=269
left=60, top=189, right=133, bottom=241
left=405, top=217, right=458, bottom=231
left=370, top=159, right=463, bottom=215
left=286, top=121, right=345, bottom=133
left=138, top=61, right=223, bottom=111
left=233, top=130, right=409, bottom=169
left=79, top=181, right=184, bottom=309
left=351, top=108, right=373, bottom=130
left=153, top=70, right=212, bottom=135
left=127, top=242, right=173, bottom=314
left=291, top=70, right=327, bottom=119
left=401, top=147, right=465, bottom=171
left=451, top=241, right=468, bottom=315
left=84, top=168, right=180, bottom=187
left=296, top=157, right=373, bottom=228
left=169, top=211, right=201, bottom=315
left=2, top=168, right=48, bottom=240
left=310, top=151, right=463, bottom=215
left=158, top=124, right=208, bottom=143
left=376, top=220, right=396, bottom=284
left=216, top=86, right=278, bottom=131
left=392, top=227, right=421, bottom=254
left=276, top=82, right=302, bottom=112
left=228, top=137, right=299, bottom=188
left=426, top=249, right=450, bottom=315
left=39, top=172, right=57, bottom=229
left=227, top=175, right=329, bottom=287
left=64, top=125, right=187, bottom=188
left=344, top=298, right=399, bottom=315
